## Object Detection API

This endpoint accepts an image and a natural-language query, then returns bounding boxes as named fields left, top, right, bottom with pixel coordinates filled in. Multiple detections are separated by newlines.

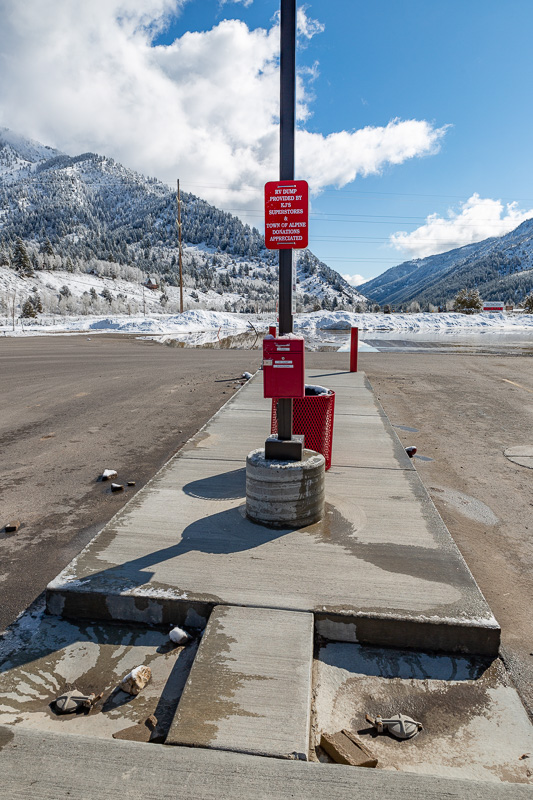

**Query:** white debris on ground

left=101, top=469, right=118, bottom=480
left=241, top=371, right=253, bottom=380
left=120, top=665, right=152, bottom=696
left=169, top=626, right=189, bottom=645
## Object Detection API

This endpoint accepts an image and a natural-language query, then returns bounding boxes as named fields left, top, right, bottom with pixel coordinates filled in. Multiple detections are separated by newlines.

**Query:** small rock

left=101, top=469, right=118, bottom=481
left=127, top=481, right=136, bottom=487
left=145, top=714, right=158, bottom=730
left=5, top=520, right=21, bottom=533
left=120, top=665, right=152, bottom=696
left=169, top=625, right=189, bottom=645
left=111, top=483, right=124, bottom=492
left=320, top=730, right=378, bottom=768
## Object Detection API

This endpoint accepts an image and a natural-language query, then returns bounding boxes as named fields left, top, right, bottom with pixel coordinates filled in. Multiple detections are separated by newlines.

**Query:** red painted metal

left=350, top=327, right=359, bottom=373
left=264, top=180, right=309, bottom=249
left=268, top=325, right=277, bottom=337
left=263, top=337, right=305, bottom=399
left=271, top=391, right=335, bottom=470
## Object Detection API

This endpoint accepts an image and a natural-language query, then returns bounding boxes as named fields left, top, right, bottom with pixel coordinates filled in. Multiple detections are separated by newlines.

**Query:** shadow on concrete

left=67, top=504, right=291, bottom=594
left=183, top=468, right=246, bottom=500
left=319, top=641, right=492, bottom=682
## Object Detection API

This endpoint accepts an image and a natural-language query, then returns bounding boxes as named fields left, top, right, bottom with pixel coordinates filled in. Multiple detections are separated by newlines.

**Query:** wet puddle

left=146, top=328, right=533, bottom=355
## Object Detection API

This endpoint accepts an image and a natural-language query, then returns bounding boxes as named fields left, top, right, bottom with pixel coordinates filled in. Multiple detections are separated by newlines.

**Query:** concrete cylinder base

left=246, top=448, right=325, bottom=528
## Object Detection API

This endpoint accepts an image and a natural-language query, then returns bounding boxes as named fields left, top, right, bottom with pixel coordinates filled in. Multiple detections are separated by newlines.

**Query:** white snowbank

left=3, top=309, right=533, bottom=339
left=0, top=309, right=253, bottom=337
left=294, top=310, right=533, bottom=334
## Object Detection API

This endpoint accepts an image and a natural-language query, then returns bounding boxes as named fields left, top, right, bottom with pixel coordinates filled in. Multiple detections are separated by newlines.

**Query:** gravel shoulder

left=361, top=351, right=533, bottom=717
left=0, top=335, right=261, bottom=632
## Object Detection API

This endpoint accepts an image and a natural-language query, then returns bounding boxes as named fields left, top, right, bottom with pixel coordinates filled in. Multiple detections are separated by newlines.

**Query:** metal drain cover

left=504, top=447, right=533, bottom=469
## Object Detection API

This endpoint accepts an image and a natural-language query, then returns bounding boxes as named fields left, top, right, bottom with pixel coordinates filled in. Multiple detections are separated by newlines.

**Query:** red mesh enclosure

left=271, top=392, right=335, bottom=470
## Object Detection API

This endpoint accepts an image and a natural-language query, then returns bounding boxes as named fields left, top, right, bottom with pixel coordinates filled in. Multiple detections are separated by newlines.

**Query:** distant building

left=483, top=301, right=505, bottom=312
left=144, top=276, right=159, bottom=290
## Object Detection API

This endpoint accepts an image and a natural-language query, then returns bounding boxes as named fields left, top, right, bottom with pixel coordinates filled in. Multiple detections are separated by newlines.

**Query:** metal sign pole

left=177, top=179, right=184, bottom=314
left=277, top=0, right=296, bottom=442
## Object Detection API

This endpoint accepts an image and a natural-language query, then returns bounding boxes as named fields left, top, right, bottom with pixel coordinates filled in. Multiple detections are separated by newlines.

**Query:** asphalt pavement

left=0, top=335, right=261, bottom=631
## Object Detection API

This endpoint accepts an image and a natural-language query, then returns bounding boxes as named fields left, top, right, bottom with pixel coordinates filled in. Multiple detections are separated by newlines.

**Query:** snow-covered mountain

left=0, top=128, right=367, bottom=317
left=360, top=219, right=533, bottom=309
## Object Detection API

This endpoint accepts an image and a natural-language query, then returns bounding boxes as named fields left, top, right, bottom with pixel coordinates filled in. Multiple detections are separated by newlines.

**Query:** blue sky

left=2, top=0, right=533, bottom=285
left=163, top=0, right=533, bottom=284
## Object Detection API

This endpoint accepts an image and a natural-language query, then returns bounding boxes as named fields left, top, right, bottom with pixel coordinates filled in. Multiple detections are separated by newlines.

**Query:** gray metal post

left=265, top=0, right=303, bottom=461
left=278, top=0, right=296, bottom=337
left=277, top=0, right=296, bottom=442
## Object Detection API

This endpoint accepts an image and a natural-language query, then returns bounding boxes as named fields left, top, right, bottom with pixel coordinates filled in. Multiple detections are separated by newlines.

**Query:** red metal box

left=263, top=337, right=305, bottom=399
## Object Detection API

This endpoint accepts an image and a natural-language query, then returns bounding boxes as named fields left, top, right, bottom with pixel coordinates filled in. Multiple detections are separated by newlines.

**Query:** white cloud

left=342, top=273, right=370, bottom=287
left=391, top=193, right=533, bottom=259
left=297, top=6, right=325, bottom=39
left=220, top=0, right=254, bottom=8
left=0, top=0, right=448, bottom=224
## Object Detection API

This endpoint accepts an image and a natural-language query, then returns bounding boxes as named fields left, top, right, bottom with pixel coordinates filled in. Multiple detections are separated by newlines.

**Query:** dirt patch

left=0, top=335, right=261, bottom=632
left=361, top=351, right=533, bottom=718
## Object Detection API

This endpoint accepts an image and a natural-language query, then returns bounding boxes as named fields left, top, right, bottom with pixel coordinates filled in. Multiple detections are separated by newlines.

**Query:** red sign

left=263, top=336, right=305, bottom=398
left=264, top=180, right=309, bottom=249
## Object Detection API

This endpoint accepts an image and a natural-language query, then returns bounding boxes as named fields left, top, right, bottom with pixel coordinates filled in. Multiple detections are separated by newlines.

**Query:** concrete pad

left=179, top=381, right=413, bottom=471
left=331, top=413, right=413, bottom=469
left=47, top=448, right=498, bottom=654
left=180, top=407, right=272, bottom=463
left=1, top=725, right=531, bottom=799
left=0, top=614, right=197, bottom=742
left=167, top=605, right=313, bottom=760
left=231, top=372, right=382, bottom=416
left=315, top=642, right=533, bottom=785
left=306, top=369, right=368, bottom=389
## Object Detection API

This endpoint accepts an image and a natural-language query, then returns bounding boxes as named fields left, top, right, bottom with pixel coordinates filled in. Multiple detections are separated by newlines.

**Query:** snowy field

left=2, top=309, right=533, bottom=352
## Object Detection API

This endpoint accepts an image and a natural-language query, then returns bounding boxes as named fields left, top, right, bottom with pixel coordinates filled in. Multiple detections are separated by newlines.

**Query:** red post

left=268, top=325, right=277, bottom=337
left=350, top=327, right=358, bottom=372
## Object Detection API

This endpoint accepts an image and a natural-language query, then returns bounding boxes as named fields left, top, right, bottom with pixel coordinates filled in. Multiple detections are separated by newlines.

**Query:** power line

left=181, top=180, right=533, bottom=204
left=206, top=206, right=533, bottom=227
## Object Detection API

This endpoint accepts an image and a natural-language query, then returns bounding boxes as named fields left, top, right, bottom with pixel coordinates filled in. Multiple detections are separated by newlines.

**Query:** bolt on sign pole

left=177, top=179, right=184, bottom=313
left=277, top=0, right=296, bottom=442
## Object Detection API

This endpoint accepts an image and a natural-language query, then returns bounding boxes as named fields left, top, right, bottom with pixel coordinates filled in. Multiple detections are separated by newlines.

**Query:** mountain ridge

left=0, top=128, right=367, bottom=316
left=360, top=218, right=533, bottom=308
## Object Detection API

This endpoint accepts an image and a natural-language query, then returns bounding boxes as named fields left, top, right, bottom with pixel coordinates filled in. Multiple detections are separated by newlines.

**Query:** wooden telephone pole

left=176, top=179, right=184, bottom=313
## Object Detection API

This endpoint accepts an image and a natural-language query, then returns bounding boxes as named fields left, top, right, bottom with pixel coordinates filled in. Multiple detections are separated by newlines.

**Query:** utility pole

left=277, top=0, right=296, bottom=443
left=177, top=179, right=184, bottom=313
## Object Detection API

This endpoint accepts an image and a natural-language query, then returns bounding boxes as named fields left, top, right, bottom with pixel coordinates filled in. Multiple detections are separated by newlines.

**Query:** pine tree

left=21, top=299, right=37, bottom=318
left=30, top=290, right=43, bottom=313
left=453, top=288, right=482, bottom=314
left=523, top=293, right=533, bottom=313
left=13, top=238, right=34, bottom=277
left=41, top=238, right=54, bottom=256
